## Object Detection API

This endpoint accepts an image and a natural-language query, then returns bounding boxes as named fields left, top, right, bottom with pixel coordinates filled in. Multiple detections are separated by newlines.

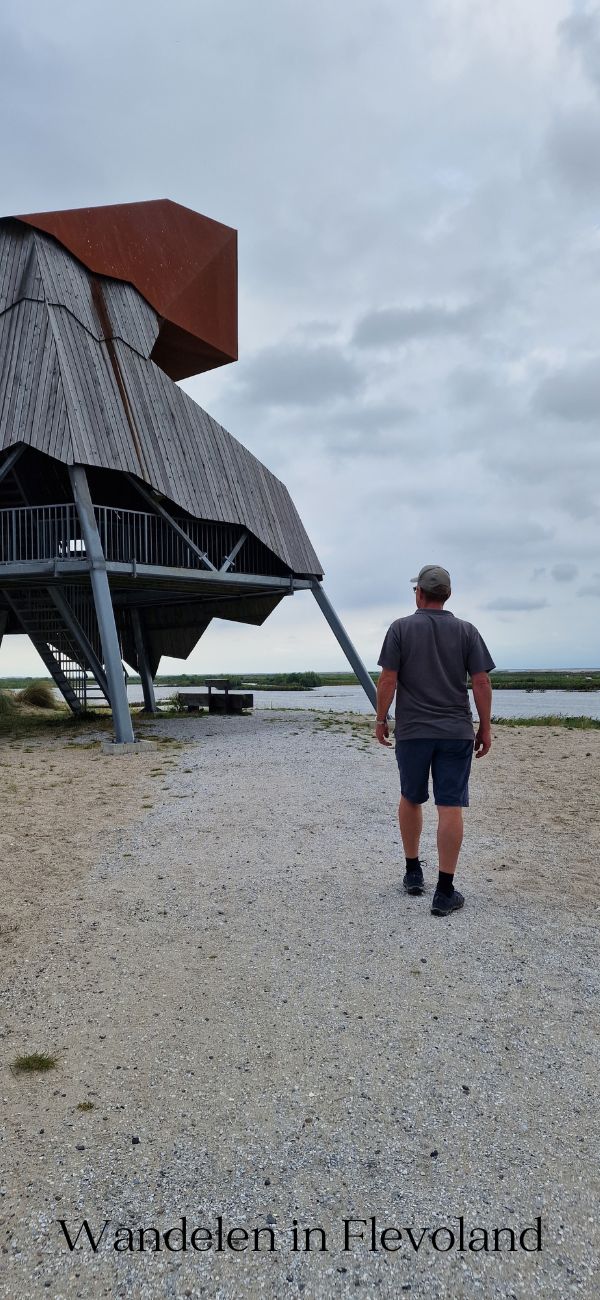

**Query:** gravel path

left=1, top=711, right=598, bottom=1299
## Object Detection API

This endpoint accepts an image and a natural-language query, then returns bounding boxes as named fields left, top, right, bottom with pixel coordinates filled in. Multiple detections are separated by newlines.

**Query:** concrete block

left=100, top=739, right=155, bottom=755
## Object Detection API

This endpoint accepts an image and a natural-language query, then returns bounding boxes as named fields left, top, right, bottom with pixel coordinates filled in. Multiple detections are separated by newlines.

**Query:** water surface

left=134, top=684, right=600, bottom=720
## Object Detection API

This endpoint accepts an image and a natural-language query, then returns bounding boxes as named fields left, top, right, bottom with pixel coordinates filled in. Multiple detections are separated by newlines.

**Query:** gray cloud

left=484, top=598, right=549, bottom=611
left=328, top=400, right=415, bottom=442
left=547, top=109, right=600, bottom=195
left=560, top=10, right=600, bottom=94
left=557, top=488, right=600, bottom=521
left=315, top=404, right=418, bottom=460
left=577, top=570, right=600, bottom=597
left=551, top=562, right=578, bottom=582
left=222, top=394, right=418, bottom=465
left=533, top=359, right=600, bottom=422
left=292, top=319, right=340, bottom=340
left=234, top=343, right=362, bottom=408
left=441, top=516, right=554, bottom=555
left=352, top=300, right=483, bottom=348
left=447, top=366, right=500, bottom=407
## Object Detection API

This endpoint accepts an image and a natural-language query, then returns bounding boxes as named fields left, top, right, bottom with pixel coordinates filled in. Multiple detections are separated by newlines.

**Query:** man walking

left=375, top=565, right=494, bottom=917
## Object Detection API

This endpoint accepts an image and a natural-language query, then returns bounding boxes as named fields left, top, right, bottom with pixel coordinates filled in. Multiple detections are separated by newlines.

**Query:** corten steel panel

left=15, top=199, right=237, bottom=380
left=0, top=224, right=323, bottom=577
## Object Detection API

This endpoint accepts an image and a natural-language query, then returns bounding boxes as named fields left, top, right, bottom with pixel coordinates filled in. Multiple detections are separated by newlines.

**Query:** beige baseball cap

left=411, top=564, right=451, bottom=595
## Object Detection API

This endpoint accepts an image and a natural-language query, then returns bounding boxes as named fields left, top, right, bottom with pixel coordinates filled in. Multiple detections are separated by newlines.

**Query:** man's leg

left=399, top=795, right=423, bottom=859
left=395, top=740, right=432, bottom=896
left=436, top=806, right=464, bottom=875
left=430, top=740, right=473, bottom=917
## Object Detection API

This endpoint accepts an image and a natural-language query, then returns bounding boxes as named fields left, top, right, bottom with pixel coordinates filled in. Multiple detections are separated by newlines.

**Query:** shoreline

left=3, top=671, right=600, bottom=693
left=1, top=701, right=600, bottom=742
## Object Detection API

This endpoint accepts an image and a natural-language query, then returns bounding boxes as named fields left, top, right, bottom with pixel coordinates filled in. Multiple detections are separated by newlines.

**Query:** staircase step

left=5, top=593, right=93, bottom=711
left=28, top=637, right=83, bottom=712
left=5, top=589, right=126, bottom=715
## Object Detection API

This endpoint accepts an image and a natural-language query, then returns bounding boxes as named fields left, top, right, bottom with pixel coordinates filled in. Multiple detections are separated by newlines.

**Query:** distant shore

left=2, top=670, right=600, bottom=692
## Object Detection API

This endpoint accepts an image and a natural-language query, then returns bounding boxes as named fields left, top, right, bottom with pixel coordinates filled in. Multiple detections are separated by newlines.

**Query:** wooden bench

left=176, top=680, right=253, bottom=714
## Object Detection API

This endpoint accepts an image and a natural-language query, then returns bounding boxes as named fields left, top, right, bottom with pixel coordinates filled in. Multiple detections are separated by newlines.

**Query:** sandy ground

left=0, top=711, right=598, bottom=1300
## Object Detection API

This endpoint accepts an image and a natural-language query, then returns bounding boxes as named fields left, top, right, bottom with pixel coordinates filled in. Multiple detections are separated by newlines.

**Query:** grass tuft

left=76, top=1100, right=95, bottom=1111
left=12, top=1052, right=58, bottom=1074
left=0, top=690, right=17, bottom=716
left=16, top=680, right=60, bottom=710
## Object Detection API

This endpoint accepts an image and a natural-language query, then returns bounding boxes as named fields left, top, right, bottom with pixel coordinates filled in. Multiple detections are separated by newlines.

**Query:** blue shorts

left=395, top=738, right=474, bottom=807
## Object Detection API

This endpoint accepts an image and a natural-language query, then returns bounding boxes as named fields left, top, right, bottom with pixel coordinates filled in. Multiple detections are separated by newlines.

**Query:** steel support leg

left=0, top=609, right=7, bottom=652
left=131, top=609, right=157, bottom=713
left=311, top=582, right=377, bottom=710
left=69, top=465, right=135, bottom=744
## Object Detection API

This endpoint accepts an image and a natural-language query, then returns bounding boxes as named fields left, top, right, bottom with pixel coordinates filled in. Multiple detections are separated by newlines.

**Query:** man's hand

left=375, top=669, right=397, bottom=747
left=375, top=719, right=392, bottom=747
left=471, top=672, right=492, bottom=758
left=474, top=725, right=492, bottom=757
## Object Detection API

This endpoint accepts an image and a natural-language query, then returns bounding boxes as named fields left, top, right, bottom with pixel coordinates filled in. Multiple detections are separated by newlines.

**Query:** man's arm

left=471, top=671, right=492, bottom=757
left=375, top=669, right=398, bottom=747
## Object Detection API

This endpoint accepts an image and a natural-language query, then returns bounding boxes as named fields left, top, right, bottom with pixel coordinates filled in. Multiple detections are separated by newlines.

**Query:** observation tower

left=0, top=199, right=375, bottom=742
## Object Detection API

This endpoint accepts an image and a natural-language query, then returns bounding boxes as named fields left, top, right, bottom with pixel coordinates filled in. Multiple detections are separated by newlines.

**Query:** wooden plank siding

left=0, top=221, right=323, bottom=577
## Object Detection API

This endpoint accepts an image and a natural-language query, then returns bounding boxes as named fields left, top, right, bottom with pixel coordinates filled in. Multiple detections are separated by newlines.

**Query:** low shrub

left=166, top=691, right=188, bottom=713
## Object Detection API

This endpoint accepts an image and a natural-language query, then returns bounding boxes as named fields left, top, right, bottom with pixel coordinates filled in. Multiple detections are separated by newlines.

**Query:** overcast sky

left=1, top=0, right=599, bottom=675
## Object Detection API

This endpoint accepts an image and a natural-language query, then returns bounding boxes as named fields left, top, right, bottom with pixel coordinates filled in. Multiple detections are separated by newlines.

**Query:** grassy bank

left=491, top=714, right=600, bottom=729
left=324, top=712, right=600, bottom=733
left=2, top=670, right=600, bottom=696
left=126, top=669, right=600, bottom=691
left=489, top=671, right=600, bottom=691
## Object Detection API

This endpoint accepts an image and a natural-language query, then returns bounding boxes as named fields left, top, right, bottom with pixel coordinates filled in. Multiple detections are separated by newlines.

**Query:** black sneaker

left=403, top=862, right=425, bottom=895
left=431, top=887, right=464, bottom=917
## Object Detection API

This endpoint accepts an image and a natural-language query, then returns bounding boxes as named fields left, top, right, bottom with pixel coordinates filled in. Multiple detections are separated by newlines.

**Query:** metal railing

left=96, top=504, right=203, bottom=569
left=0, top=504, right=83, bottom=563
left=0, top=503, right=287, bottom=575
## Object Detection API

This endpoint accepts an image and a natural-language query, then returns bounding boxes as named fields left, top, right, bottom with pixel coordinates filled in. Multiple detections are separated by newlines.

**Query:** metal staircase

left=0, top=465, right=109, bottom=711
left=4, top=588, right=114, bottom=713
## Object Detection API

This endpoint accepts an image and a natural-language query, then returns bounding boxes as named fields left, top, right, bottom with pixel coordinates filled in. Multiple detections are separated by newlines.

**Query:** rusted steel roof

left=0, top=219, right=322, bottom=578
left=14, top=199, right=237, bottom=381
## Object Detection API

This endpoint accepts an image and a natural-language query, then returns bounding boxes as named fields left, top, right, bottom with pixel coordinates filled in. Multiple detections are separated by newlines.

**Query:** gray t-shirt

left=378, top=610, right=495, bottom=739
